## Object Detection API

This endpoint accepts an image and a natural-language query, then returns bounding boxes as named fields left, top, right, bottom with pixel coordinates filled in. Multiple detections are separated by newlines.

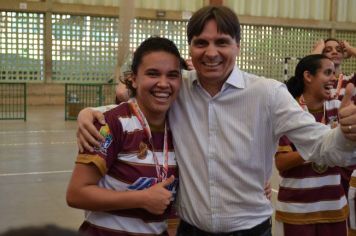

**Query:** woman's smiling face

left=306, top=58, right=335, bottom=101
left=132, top=51, right=181, bottom=118
left=322, top=40, right=344, bottom=67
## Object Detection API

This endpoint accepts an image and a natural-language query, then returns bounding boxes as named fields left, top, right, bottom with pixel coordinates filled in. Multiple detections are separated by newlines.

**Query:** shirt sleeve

left=271, top=82, right=356, bottom=167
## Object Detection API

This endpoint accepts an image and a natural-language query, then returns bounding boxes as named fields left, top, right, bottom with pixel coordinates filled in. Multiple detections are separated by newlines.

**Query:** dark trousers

left=176, top=218, right=272, bottom=236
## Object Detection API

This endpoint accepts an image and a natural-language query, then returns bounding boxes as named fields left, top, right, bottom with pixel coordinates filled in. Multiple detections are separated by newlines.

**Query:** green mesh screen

left=335, top=30, right=356, bottom=76
left=239, top=25, right=329, bottom=81
left=0, top=12, right=44, bottom=82
left=130, top=18, right=189, bottom=59
left=128, top=21, right=333, bottom=81
left=2, top=10, right=356, bottom=84
left=52, top=14, right=119, bottom=83
left=51, top=16, right=188, bottom=83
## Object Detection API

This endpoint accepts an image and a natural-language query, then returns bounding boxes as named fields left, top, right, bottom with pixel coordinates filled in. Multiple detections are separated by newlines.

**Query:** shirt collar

left=225, top=66, right=245, bottom=89
left=190, top=66, right=245, bottom=89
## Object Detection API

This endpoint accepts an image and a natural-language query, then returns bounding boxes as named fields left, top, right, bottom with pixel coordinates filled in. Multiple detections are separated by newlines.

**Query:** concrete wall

left=27, top=83, right=65, bottom=105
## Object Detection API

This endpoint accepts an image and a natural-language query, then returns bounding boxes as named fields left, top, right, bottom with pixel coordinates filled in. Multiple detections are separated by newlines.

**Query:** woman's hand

left=311, top=39, right=325, bottom=54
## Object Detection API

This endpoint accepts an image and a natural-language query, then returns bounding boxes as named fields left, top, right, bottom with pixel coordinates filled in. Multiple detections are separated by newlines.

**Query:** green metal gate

left=0, top=83, right=26, bottom=121
left=65, top=83, right=116, bottom=120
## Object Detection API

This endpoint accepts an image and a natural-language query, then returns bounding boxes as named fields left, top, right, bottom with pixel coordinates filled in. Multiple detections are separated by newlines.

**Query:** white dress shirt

left=169, top=66, right=356, bottom=232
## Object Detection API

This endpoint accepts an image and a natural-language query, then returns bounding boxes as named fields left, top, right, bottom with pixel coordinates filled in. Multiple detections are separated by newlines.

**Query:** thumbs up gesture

left=141, top=175, right=175, bottom=215
left=339, top=83, right=356, bottom=140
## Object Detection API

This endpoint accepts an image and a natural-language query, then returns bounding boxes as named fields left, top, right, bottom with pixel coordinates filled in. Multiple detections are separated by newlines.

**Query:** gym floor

left=0, top=105, right=280, bottom=233
left=0, top=106, right=82, bottom=232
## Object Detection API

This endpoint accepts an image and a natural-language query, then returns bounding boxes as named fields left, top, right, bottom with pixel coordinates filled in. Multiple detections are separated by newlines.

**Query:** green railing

left=65, top=83, right=116, bottom=120
left=0, top=83, right=27, bottom=120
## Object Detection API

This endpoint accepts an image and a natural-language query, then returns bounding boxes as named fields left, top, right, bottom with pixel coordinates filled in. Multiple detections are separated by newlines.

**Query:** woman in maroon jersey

left=274, top=54, right=346, bottom=236
left=66, top=37, right=182, bottom=236
left=312, top=39, right=356, bottom=228
left=312, top=38, right=356, bottom=101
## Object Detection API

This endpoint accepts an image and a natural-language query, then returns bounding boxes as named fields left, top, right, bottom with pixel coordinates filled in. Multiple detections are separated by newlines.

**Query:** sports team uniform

left=349, top=170, right=356, bottom=236
left=331, top=73, right=356, bottom=195
left=274, top=98, right=348, bottom=236
left=330, top=73, right=356, bottom=102
left=332, top=73, right=356, bottom=236
left=76, top=101, right=179, bottom=236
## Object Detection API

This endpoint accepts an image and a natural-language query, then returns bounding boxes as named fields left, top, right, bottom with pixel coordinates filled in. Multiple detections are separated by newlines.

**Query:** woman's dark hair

left=324, top=38, right=340, bottom=45
left=286, top=54, right=331, bottom=98
left=122, top=36, right=182, bottom=97
left=187, top=5, right=241, bottom=44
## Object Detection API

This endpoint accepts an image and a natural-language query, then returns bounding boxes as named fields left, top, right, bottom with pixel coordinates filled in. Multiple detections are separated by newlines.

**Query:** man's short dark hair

left=187, top=5, right=241, bottom=44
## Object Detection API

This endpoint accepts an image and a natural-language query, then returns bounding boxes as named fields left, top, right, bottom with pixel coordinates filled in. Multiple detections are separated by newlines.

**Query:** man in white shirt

left=77, top=5, right=356, bottom=236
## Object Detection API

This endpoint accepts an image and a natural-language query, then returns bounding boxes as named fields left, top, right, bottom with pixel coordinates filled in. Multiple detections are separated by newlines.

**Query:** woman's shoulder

left=104, top=102, right=132, bottom=124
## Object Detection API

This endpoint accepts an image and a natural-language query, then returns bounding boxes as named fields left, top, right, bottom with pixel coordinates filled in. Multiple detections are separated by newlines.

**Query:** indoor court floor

left=0, top=105, right=280, bottom=233
left=0, top=105, right=82, bottom=232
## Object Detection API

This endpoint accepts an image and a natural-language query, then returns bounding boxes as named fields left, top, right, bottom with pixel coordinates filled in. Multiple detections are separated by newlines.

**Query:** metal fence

left=65, top=83, right=116, bottom=120
left=0, top=83, right=26, bottom=120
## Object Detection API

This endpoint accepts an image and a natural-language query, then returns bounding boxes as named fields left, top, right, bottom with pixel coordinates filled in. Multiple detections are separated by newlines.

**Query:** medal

left=311, top=162, right=328, bottom=174
left=137, top=142, right=148, bottom=160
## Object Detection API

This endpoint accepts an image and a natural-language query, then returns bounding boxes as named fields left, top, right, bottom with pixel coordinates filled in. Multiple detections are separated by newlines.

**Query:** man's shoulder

left=240, top=70, right=283, bottom=88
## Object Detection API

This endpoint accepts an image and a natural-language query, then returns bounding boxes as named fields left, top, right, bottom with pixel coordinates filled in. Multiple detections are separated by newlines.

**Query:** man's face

left=189, top=19, right=240, bottom=85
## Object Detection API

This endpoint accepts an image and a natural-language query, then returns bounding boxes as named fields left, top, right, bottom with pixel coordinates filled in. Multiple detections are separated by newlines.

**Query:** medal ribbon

left=129, top=98, right=169, bottom=182
left=333, top=74, right=343, bottom=99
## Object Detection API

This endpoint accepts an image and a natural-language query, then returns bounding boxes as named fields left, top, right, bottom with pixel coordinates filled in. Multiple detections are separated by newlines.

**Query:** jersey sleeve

left=276, top=135, right=294, bottom=155
left=76, top=110, right=122, bottom=176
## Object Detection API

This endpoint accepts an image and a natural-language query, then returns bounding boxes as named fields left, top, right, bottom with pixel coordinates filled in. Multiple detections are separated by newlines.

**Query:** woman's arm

left=311, top=39, right=325, bottom=54
left=275, top=151, right=305, bottom=172
left=341, top=40, right=356, bottom=58
left=66, top=163, right=175, bottom=215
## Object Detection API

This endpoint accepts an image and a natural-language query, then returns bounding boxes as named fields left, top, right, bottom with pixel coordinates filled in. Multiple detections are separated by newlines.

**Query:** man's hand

left=339, top=83, right=356, bottom=140
left=141, top=176, right=175, bottom=215
left=185, top=58, right=195, bottom=71
left=115, top=82, right=130, bottom=103
left=264, top=181, right=272, bottom=201
left=77, top=108, right=106, bottom=152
